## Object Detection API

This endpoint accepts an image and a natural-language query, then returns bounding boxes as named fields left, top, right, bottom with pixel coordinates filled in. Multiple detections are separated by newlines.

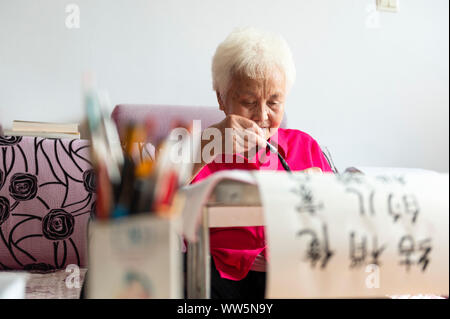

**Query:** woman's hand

left=190, top=114, right=324, bottom=180
left=210, top=114, right=267, bottom=156
left=191, top=114, right=267, bottom=180
left=301, top=167, right=323, bottom=174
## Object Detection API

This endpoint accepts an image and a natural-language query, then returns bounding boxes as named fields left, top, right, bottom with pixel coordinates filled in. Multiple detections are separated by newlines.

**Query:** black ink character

left=398, top=235, right=431, bottom=272
left=399, top=235, right=416, bottom=271
left=350, top=232, right=386, bottom=268
left=388, top=194, right=420, bottom=224
left=349, top=232, right=367, bottom=268
left=291, top=184, right=324, bottom=215
left=346, top=188, right=375, bottom=216
left=370, top=236, right=386, bottom=266
left=417, top=238, right=432, bottom=272
left=297, top=225, right=333, bottom=269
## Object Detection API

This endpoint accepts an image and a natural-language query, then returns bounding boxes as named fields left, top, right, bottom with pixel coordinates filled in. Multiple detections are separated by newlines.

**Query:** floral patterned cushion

left=0, top=136, right=95, bottom=271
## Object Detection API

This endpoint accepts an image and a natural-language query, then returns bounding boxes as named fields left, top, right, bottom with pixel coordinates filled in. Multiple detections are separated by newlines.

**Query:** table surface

left=24, top=268, right=87, bottom=299
left=1, top=268, right=445, bottom=299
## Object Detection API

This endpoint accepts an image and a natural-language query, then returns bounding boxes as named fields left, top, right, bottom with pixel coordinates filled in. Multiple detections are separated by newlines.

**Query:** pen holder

left=86, top=214, right=183, bottom=299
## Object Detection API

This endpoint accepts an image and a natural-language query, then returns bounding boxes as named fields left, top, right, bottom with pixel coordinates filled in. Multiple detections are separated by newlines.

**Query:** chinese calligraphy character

left=398, top=235, right=432, bottom=272
left=349, top=232, right=386, bottom=268
left=388, top=194, right=420, bottom=223
left=346, top=188, right=376, bottom=216
left=297, top=224, right=334, bottom=269
left=290, top=184, right=324, bottom=215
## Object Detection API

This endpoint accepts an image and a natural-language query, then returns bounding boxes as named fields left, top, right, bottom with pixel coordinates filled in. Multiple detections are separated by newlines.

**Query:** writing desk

left=186, top=180, right=263, bottom=299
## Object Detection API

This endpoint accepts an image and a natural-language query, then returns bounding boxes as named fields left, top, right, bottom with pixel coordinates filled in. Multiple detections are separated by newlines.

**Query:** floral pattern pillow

left=0, top=136, right=95, bottom=271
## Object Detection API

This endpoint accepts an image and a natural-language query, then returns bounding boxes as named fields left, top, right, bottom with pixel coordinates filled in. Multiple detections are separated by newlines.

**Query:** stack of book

left=4, top=120, right=80, bottom=139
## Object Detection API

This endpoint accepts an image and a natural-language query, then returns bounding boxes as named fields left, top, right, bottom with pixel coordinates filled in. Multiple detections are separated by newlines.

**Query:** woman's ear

left=216, top=91, right=225, bottom=111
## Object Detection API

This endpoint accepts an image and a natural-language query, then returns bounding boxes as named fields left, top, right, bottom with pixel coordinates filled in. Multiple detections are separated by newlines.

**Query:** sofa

left=0, top=135, right=93, bottom=298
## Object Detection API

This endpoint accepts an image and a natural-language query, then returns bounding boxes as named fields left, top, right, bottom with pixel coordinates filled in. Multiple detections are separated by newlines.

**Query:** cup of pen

left=84, top=89, right=191, bottom=299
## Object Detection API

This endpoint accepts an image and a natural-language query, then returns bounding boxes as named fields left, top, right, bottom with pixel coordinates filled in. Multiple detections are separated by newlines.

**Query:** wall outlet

left=376, top=0, right=399, bottom=12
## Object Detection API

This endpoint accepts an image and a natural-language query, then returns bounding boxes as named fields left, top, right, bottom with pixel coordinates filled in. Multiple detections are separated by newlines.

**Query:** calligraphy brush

left=266, top=141, right=291, bottom=172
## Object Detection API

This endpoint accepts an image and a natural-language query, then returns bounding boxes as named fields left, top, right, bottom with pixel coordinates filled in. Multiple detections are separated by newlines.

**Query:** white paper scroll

left=255, top=172, right=449, bottom=298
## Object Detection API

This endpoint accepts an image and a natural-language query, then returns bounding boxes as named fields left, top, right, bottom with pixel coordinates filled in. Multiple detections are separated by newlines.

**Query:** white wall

left=0, top=0, right=448, bottom=172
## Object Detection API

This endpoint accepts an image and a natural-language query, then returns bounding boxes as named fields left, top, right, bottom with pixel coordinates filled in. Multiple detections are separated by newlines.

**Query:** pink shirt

left=191, top=128, right=333, bottom=280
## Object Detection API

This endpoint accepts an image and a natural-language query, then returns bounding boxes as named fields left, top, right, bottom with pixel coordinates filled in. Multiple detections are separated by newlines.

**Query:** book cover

left=12, top=120, right=79, bottom=134
left=4, top=129, right=80, bottom=139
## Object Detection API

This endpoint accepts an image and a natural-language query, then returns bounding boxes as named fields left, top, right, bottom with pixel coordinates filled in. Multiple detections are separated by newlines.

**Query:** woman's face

left=218, top=68, right=287, bottom=140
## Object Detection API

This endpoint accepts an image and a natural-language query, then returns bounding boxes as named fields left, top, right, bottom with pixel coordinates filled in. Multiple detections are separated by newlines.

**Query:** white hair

left=212, top=27, right=296, bottom=95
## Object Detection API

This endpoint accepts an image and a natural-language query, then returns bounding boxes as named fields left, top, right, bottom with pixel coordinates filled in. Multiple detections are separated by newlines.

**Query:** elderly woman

left=191, top=27, right=333, bottom=299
